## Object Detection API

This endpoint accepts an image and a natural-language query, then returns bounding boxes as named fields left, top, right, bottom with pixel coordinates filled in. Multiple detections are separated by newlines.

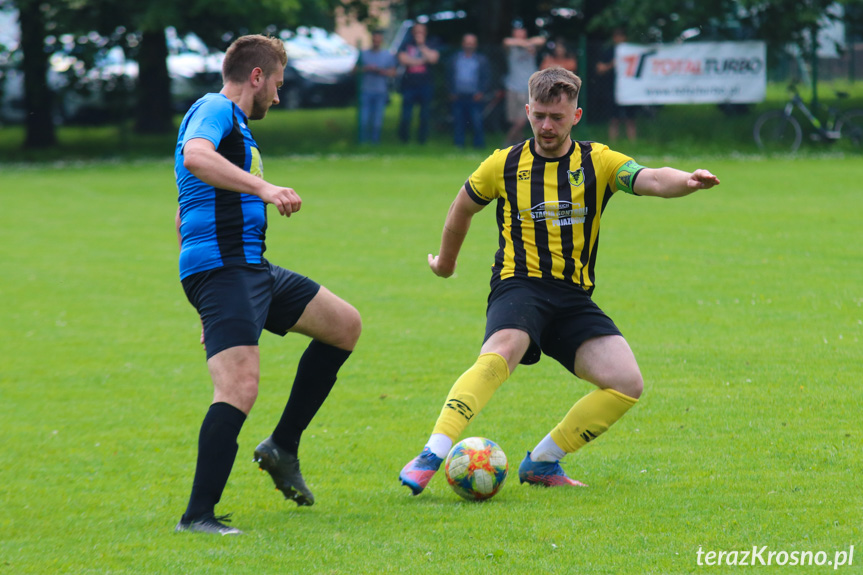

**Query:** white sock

left=425, top=433, right=453, bottom=459
left=530, top=433, right=567, bottom=462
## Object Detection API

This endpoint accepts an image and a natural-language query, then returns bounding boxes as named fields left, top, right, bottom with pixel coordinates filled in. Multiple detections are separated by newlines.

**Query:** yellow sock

left=432, top=353, right=510, bottom=441
left=550, top=388, right=638, bottom=453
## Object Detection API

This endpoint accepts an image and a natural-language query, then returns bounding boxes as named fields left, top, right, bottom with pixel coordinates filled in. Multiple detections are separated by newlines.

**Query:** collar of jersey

left=529, top=138, right=576, bottom=162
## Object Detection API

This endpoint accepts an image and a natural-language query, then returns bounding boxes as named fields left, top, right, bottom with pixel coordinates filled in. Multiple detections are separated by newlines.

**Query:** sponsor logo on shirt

left=518, top=201, right=588, bottom=227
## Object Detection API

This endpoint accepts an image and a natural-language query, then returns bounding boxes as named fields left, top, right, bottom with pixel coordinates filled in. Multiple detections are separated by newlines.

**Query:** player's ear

left=573, top=107, right=583, bottom=125
left=250, top=67, right=264, bottom=86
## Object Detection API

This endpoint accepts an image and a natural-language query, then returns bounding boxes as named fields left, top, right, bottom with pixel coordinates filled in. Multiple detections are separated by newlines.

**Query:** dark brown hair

left=222, top=35, right=287, bottom=83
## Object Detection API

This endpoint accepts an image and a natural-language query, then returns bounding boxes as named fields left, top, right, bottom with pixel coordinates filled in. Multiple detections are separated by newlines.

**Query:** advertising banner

left=615, top=41, right=767, bottom=105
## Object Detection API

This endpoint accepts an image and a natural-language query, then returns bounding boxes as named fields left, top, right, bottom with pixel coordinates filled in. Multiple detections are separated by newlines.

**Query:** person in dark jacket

left=446, top=33, right=490, bottom=148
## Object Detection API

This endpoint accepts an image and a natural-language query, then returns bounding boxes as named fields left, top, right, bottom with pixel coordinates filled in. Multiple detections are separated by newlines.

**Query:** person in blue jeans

left=397, top=23, right=440, bottom=144
left=358, top=30, right=397, bottom=144
left=447, top=33, right=489, bottom=148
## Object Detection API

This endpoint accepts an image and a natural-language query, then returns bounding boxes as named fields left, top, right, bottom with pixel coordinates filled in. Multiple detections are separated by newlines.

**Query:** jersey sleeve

left=465, top=150, right=505, bottom=205
left=594, top=144, right=647, bottom=196
left=181, top=97, right=234, bottom=151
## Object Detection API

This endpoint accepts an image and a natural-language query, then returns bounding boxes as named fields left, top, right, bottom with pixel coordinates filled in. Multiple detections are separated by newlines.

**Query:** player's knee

left=598, top=364, right=643, bottom=399
left=347, top=306, right=362, bottom=344
left=235, top=378, right=260, bottom=410
left=617, top=369, right=643, bottom=399
left=338, top=305, right=362, bottom=350
left=214, top=377, right=259, bottom=414
left=320, top=303, right=361, bottom=351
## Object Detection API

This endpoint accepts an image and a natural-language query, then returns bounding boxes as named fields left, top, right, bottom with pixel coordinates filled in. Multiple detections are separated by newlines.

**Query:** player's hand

left=428, top=253, right=456, bottom=278
left=199, top=321, right=206, bottom=351
left=688, top=169, right=720, bottom=190
left=261, top=185, right=302, bottom=216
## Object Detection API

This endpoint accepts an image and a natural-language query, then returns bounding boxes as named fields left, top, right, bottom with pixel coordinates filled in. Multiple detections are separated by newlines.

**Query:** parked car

left=164, top=27, right=224, bottom=111
left=279, top=27, right=358, bottom=109
left=0, top=18, right=223, bottom=124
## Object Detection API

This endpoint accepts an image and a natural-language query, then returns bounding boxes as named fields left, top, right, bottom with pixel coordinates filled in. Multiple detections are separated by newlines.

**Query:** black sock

left=183, top=402, right=246, bottom=521
left=271, top=340, right=352, bottom=455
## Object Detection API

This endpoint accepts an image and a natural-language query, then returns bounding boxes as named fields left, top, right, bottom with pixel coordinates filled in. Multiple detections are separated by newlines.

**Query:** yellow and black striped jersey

left=465, top=138, right=643, bottom=291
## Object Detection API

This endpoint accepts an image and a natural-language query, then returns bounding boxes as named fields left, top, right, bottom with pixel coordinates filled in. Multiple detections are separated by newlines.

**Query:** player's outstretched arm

left=429, top=186, right=486, bottom=278
left=183, top=138, right=301, bottom=216
left=633, top=167, right=720, bottom=198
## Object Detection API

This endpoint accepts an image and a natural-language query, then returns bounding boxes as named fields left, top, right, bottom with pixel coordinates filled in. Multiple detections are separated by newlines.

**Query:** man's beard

left=535, top=131, right=567, bottom=154
left=250, top=94, right=270, bottom=120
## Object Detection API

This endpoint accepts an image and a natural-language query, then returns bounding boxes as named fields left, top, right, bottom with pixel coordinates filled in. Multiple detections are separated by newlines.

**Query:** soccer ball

left=444, top=437, right=508, bottom=501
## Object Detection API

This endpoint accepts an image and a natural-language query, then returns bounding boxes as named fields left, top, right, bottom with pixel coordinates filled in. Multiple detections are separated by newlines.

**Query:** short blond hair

left=528, top=66, right=582, bottom=105
left=222, top=35, right=287, bottom=83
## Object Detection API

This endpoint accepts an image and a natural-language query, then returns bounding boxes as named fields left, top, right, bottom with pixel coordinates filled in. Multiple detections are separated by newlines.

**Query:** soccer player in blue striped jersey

left=173, top=35, right=361, bottom=535
left=399, top=66, right=719, bottom=494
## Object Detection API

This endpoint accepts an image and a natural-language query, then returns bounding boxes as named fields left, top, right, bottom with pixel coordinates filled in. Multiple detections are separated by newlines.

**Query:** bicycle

left=753, top=84, right=863, bottom=153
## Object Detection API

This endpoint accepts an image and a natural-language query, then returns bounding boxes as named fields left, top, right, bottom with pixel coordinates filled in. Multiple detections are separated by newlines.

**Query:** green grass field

left=1, top=152, right=861, bottom=574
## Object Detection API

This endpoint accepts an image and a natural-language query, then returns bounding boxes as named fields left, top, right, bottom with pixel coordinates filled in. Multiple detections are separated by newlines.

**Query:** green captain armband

left=615, top=160, right=647, bottom=195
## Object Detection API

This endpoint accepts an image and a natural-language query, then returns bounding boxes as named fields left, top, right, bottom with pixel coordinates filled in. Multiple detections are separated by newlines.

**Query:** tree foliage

left=2, top=0, right=340, bottom=144
left=4, top=0, right=863, bottom=147
left=346, top=0, right=863, bottom=49
left=102, top=0, right=331, bottom=133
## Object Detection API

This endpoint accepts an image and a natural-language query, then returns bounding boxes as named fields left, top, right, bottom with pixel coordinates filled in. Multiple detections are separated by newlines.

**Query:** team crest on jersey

left=518, top=170, right=531, bottom=181
left=250, top=147, right=263, bottom=178
left=568, top=168, right=584, bottom=187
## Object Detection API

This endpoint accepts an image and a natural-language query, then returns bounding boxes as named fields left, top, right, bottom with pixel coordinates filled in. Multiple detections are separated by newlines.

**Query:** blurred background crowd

left=1, top=0, right=862, bottom=150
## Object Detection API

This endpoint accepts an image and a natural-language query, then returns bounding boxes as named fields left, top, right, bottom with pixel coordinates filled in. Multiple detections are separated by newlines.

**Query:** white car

left=279, top=27, right=359, bottom=109
left=0, top=19, right=224, bottom=124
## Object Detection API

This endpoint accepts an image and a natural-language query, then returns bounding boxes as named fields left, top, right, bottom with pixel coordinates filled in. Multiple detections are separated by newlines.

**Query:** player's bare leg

left=400, top=329, right=529, bottom=495
left=255, top=287, right=361, bottom=505
left=573, top=335, right=643, bottom=399
left=521, top=335, right=642, bottom=487
left=288, top=287, right=362, bottom=350
left=480, top=329, right=531, bottom=375
left=208, top=345, right=261, bottom=414
left=177, top=346, right=260, bottom=534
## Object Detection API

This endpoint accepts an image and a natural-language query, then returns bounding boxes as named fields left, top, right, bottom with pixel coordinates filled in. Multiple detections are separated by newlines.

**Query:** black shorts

left=181, top=261, right=321, bottom=359
left=484, top=277, right=622, bottom=374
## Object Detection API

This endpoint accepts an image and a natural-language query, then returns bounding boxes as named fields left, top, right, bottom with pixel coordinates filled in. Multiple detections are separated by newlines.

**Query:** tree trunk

left=476, top=0, right=511, bottom=46
left=19, top=0, right=57, bottom=148
left=582, top=2, right=610, bottom=120
left=134, top=28, right=173, bottom=134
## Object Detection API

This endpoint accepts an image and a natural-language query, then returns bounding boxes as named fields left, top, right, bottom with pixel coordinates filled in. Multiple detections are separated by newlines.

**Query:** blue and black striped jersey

left=175, top=93, right=266, bottom=280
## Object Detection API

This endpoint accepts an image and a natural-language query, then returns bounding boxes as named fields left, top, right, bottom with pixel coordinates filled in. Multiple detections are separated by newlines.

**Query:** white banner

left=614, top=41, right=767, bottom=105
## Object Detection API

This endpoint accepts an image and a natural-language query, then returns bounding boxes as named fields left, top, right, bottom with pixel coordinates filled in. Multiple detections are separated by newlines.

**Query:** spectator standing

left=358, top=30, right=397, bottom=144
left=502, top=23, right=545, bottom=146
left=595, top=28, right=636, bottom=142
left=397, top=23, right=440, bottom=144
left=447, top=33, right=490, bottom=148
left=541, top=38, right=578, bottom=73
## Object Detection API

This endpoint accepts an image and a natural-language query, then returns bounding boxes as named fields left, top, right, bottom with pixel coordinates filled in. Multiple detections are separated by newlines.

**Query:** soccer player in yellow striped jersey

left=399, top=66, right=720, bottom=493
